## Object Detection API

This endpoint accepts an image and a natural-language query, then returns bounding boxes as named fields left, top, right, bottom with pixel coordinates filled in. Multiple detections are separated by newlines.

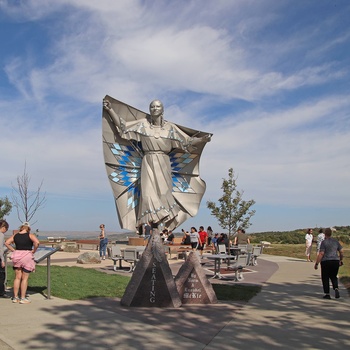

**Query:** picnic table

left=111, top=246, right=145, bottom=272
left=206, top=254, right=237, bottom=279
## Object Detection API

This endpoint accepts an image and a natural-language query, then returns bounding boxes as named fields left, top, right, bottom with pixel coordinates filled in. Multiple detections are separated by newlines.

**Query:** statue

left=102, top=95, right=212, bottom=231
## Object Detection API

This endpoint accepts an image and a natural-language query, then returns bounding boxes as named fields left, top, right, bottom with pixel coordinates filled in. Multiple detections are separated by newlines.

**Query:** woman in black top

left=5, top=223, right=39, bottom=304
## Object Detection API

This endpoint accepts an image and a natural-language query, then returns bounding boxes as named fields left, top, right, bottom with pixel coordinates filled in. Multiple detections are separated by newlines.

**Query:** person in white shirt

left=316, top=228, right=325, bottom=254
left=189, top=227, right=200, bottom=250
left=305, top=228, right=313, bottom=262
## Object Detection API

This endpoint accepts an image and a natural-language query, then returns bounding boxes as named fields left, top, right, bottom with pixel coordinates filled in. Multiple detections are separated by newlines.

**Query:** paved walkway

left=0, top=253, right=349, bottom=350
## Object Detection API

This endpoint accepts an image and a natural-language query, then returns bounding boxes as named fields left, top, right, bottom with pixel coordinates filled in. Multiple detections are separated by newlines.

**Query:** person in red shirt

left=198, top=226, right=208, bottom=258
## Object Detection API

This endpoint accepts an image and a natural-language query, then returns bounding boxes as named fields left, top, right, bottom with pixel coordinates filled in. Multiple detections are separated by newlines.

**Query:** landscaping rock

left=77, top=252, right=101, bottom=264
left=61, top=242, right=80, bottom=253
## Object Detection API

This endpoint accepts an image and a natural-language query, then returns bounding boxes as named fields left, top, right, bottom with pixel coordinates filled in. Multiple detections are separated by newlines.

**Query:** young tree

left=0, top=196, right=12, bottom=219
left=207, top=168, right=256, bottom=243
left=11, top=163, right=46, bottom=225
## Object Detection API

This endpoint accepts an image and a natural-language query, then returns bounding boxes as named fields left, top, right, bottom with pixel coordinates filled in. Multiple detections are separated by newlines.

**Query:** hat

left=22, top=222, right=31, bottom=228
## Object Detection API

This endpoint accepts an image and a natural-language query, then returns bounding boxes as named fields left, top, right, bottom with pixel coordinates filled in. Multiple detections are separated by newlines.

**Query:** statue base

left=120, top=231, right=182, bottom=307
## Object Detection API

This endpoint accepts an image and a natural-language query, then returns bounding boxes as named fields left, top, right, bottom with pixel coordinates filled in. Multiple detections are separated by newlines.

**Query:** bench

left=248, top=246, right=262, bottom=266
left=173, top=237, right=183, bottom=244
left=123, top=248, right=140, bottom=272
left=128, top=237, right=147, bottom=246
left=165, top=245, right=191, bottom=259
left=64, top=242, right=77, bottom=248
left=110, top=245, right=123, bottom=271
left=228, top=255, right=248, bottom=281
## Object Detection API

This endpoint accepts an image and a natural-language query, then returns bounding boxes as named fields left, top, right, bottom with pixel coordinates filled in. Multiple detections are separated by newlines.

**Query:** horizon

left=4, top=224, right=346, bottom=241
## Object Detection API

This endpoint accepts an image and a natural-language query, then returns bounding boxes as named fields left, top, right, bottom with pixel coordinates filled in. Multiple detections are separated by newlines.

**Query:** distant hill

left=249, top=226, right=350, bottom=244
left=31, top=226, right=350, bottom=245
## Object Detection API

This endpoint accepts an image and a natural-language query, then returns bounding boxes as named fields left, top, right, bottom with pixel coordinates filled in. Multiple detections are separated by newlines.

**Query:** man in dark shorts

left=198, top=226, right=208, bottom=258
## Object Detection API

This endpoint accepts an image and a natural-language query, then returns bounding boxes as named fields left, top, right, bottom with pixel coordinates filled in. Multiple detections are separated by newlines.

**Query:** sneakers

left=12, top=297, right=20, bottom=303
left=323, top=294, right=331, bottom=299
left=19, top=297, right=31, bottom=304
left=335, top=289, right=340, bottom=299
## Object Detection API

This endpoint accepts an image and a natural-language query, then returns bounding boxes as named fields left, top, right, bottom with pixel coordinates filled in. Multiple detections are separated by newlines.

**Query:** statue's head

left=149, top=100, right=164, bottom=119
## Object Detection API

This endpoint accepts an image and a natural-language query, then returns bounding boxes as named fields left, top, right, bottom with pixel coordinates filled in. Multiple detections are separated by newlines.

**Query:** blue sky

left=1, top=0, right=349, bottom=234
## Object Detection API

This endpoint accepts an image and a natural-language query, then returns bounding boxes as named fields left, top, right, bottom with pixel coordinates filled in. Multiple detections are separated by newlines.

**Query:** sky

left=0, top=0, right=349, bottom=234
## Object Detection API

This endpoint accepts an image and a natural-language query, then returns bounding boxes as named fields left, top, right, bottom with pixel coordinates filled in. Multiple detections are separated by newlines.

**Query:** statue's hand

left=103, top=99, right=112, bottom=110
left=202, top=134, right=211, bottom=142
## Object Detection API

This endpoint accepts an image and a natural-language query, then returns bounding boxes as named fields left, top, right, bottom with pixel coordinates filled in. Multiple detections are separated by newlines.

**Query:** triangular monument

left=174, top=251, right=217, bottom=304
left=120, top=231, right=182, bottom=307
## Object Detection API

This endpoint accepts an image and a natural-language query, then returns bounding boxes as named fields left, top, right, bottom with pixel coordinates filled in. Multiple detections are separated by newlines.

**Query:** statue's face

left=149, top=100, right=164, bottom=118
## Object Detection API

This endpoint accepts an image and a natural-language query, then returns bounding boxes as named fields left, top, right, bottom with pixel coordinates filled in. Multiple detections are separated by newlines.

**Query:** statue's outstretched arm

left=103, top=99, right=121, bottom=129
left=190, top=134, right=212, bottom=146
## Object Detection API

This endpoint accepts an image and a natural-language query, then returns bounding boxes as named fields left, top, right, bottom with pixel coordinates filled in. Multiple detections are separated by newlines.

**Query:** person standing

left=207, top=226, right=213, bottom=246
left=305, top=228, right=313, bottom=262
left=314, top=228, right=343, bottom=299
left=234, top=228, right=250, bottom=245
left=0, top=219, right=10, bottom=298
left=316, top=228, right=325, bottom=254
left=189, top=227, right=200, bottom=251
left=5, top=222, right=39, bottom=304
left=198, top=226, right=208, bottom=257
left=99, top=224, right=108, bottom=260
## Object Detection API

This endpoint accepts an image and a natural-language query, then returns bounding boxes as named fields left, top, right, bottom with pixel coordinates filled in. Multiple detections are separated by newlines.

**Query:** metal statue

left=102, top=96, right=212, bottom=231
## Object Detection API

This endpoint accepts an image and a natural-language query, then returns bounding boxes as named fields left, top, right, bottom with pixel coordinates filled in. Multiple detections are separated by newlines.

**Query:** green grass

left=7, top=265, right=131, bottom=300
left=263, top=244, right=307, bottom=260
left=6, top=265, right=260, bottom=302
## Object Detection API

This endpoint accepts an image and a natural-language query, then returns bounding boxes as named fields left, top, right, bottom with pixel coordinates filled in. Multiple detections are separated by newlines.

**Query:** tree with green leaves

left=11, top=163, right=46, bottom=225
left=0, top=196, right=12, bottom=219
left=207, top=168, right=256, bottom=243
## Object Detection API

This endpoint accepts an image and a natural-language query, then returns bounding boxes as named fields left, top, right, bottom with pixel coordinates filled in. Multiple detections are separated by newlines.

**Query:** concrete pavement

left=0, top=252, right=349, bottom=350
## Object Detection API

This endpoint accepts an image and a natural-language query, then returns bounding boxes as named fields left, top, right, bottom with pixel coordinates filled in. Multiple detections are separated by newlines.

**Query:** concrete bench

left=109, top=245, right=123, bottom=271
left=229, top=255, right=248, bottom=281
left=123, top=248, right=140, bottom=272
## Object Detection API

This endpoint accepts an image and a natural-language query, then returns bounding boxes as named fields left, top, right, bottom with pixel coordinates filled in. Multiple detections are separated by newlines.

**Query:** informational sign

left=34, top=247, right=60, bottom=299
left=34, top=247, right=60, bottom=263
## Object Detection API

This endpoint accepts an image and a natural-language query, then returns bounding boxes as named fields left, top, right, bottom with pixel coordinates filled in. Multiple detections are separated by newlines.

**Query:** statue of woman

left=102, top=96, right=212, bottom=231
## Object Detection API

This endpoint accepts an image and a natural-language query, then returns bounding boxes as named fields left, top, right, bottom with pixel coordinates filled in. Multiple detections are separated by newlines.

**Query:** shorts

left=191, top=242, right=199, bottom=249
left=13, top=266, right=32, bottom=273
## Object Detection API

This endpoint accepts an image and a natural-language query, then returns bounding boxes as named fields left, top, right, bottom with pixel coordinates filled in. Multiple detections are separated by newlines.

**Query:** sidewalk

left=0, top=253, right=349, bottom=350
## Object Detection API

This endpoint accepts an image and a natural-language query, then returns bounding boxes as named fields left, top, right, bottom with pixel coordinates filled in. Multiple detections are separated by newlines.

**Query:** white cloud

left=4, top=0, right=346, bottom=106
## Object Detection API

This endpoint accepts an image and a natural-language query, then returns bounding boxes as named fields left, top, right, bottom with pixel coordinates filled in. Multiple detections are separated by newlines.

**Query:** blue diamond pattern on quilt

left=169, top=151, right=198, bottom=172
left=169, top=150, right=197, bottom=193
left=172, top=173, right=195, bottom=193
left=108, top=142, right=142, bottom=209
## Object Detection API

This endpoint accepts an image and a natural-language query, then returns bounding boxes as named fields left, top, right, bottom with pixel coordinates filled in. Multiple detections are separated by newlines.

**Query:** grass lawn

left=6, top=265, right=261, bottom=301
left=7, top=266, right=130, bottom=300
